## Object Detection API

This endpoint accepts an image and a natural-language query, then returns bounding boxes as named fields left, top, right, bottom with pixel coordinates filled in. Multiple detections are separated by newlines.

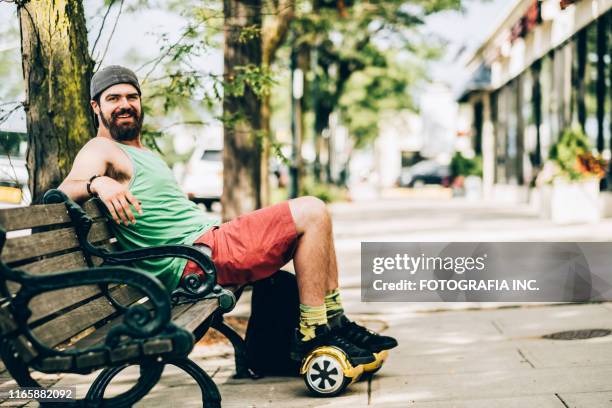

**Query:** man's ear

left=90, top=100, right=100, bottom=129
left=90, top=100, right=100, bottom=114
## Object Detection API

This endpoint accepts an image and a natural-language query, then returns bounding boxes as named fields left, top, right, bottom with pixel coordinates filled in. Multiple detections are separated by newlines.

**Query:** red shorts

left=181, top=201, right=298, bottom=286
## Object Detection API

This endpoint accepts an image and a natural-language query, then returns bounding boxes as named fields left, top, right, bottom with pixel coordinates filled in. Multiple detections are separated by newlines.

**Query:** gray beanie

left=90, top=65, right=141, bottom=100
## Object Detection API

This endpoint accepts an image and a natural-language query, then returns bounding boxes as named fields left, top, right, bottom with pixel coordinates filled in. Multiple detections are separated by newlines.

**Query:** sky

left=0, top=0, right=514, bottom=133
left=423, top=0, right=512, bottom=93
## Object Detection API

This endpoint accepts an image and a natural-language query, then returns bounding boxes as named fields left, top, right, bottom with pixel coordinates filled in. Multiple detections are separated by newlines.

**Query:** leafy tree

left=126, top=0, right=293, bottom=218
left=8, top=0, right=95, bottom=202
left=292, top=0, right=459, bottom=181
left=114, top=0, right=462, bottom=212
left=222, top=0, right=265, bottom=219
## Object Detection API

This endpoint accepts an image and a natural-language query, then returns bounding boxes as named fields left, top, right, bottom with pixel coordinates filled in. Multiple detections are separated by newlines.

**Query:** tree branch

left=91, top=0, right=117, bottom=57
left=0, top=104, right=23, bottom=125
left=262, top=0, right=295, bottom=65
left=137, top=28, right=194, bottom=84
left=94, top=0, right=124, bottom=71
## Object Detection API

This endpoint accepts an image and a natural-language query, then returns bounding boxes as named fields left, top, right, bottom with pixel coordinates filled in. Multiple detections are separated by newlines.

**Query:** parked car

left=399, top=160, right=451, bottom=188
left=0, top=155, right=30, bottom=208
left=182, top=147, right=223, bottom=212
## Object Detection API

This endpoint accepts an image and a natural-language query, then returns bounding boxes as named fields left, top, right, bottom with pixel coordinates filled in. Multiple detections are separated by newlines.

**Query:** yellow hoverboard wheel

left=300, top=346, right=364, bottom=397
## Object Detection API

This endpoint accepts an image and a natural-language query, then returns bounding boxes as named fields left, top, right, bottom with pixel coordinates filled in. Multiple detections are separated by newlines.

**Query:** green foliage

left=0, top=131, right=26, bottom=157
left=115, top=1, right=224, bottom=156
left=290, top=0, right=458, bottom=149
left=450, top=152, right=482, bottom=178
left=107, top=0, right=463, bottom=175
left=339, top=54, right=422, bottom=147
left=139, top=125, right=163, bottom=154
left=117, top=0, right=283, bottom=167
left=548, top=127, right=606, bottom=181
left=239, top=25, right=261, bottom=43
left=225, top=65, right=276, bottom=98
left=549, top=127, right=590, bottom=180
left=300, top=175, right=347, bottom=203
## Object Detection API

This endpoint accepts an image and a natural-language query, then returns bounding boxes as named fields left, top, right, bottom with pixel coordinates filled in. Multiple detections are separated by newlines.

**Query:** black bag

left=245, top=270, right=301, bottom=376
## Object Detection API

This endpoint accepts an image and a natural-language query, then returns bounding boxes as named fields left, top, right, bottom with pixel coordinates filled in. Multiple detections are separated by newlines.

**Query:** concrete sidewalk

left=44, top=299, right=612, bottom=407
left=16, top=192, right=612, bottom=407
left=208, top=302, right=612, bottom=408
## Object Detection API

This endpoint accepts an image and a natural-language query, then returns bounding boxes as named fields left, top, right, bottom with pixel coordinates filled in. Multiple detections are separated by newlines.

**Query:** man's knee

left=289, top=196, right=329, bottom=232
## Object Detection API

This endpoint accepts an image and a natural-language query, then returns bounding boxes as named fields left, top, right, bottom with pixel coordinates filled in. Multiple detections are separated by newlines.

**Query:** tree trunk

left=296, top=44, right=309, bottom=190
left=259, top=94, right=272, bottom=206
left=260, top=0, right=295, bottom=205
left=222, top=0, right=263, bottom=220
left=18, top=0, right=94, bottom=203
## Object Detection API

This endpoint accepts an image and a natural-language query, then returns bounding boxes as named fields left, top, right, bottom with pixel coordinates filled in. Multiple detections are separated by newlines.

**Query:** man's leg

left=288, top=196, right=334, bottom=341
left=326, top=226, right=340, bottom=291
left=288, top=196, right=336, bottom=306
left=288, top=196, right=376, bottom=364
left=289, top=196, right=397, bottom=355
left=288, top=195, right=343, bottom=317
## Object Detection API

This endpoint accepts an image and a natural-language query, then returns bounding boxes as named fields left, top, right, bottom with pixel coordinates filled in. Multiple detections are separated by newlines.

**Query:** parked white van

left=181, top=147, right=223, bottom=212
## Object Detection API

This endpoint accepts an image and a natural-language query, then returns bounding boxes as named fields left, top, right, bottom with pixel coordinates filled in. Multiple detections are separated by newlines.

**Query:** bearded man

left=58, top=65, right=397, bottom=371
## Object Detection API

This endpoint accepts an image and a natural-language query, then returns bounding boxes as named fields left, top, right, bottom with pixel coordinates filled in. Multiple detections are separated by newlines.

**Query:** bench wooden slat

left=29, top=286, right=102, bottom=323
left=32, top=285, right=145, bottom=348
left=0, top=204, right=69, bottom=232
left=173, top=299, right=219, bottom=333
left=15, top=252, right=100, bottom=324
left=18, top=251, right=89, bottom=275
left=3, top=222, right=112, bottom=264
left=67, top=292, right=224, bottom=354
left=69, top=301, right=197, bottom=351
left=0, top=201, right=104, bottom=232
left=82, top=201, right=105, bottom=219
left=90, top=219, right=114, bottom=243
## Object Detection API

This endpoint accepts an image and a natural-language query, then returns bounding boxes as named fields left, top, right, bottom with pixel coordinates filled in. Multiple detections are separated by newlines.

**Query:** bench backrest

left=0, top=201, right=144, bottom=351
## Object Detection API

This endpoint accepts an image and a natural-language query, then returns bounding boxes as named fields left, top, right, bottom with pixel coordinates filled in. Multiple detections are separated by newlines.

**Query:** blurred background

left=2, top=4, right=612, bottom=405
left=0, top=0, right=611, bottom=226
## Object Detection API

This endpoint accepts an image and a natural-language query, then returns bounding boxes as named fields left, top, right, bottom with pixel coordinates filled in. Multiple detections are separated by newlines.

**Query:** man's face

left=92, top=83, right=143, bottom=141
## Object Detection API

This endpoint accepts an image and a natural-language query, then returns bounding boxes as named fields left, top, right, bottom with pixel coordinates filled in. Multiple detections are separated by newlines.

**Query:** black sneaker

left=290, top=325, right=376, bottom=366
left=332, top=315, right=398, bottom=354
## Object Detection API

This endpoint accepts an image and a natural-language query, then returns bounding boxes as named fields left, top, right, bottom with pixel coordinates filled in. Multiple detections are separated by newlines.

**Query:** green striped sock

left=299, top=304, right=327, bottom=341
left=325, top=288, right=345, bottom=321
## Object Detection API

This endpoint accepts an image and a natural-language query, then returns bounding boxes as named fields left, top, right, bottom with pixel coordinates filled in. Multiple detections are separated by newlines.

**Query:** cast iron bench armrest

left=97, top=245, right=235, bottom=310
left=42, top=189, right=235, bottom=311
left=0, top=261, right=177, bottom=360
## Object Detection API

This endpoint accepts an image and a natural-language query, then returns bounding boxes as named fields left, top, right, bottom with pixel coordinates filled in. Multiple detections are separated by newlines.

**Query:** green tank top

left=107, top=142, right=219, bottom=291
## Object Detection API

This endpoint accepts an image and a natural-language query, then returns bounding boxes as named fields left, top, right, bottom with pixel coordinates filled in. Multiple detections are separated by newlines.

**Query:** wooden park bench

left=0, top=189, right=256, bottom=407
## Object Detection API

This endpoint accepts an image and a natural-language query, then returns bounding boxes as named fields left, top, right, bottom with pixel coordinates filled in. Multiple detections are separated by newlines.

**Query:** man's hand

left=91, top=176, right=143, bottom=225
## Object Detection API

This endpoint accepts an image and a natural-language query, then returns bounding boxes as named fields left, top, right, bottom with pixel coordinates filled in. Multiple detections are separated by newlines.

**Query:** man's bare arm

left=58, top=139, right=109, bottom=203
left=58, top=138, right=142, bottom=225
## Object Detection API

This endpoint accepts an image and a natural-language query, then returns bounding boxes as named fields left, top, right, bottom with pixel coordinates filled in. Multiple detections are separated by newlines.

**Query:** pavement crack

left=555, top=393, right=570, bottom=408
left=491, top=320, right=504, bottom=334
left=516, top=348, right=535, bottom=368
left=210, top=366, right=221, bottom=378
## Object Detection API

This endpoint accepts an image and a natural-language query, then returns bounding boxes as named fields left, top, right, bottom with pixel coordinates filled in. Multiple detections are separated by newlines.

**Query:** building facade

left=460, top=0, right=612, bottom=200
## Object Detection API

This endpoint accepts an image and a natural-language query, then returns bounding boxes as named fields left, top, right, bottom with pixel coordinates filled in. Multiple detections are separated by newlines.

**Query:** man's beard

left=99, top=107, right=144, bottom=141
